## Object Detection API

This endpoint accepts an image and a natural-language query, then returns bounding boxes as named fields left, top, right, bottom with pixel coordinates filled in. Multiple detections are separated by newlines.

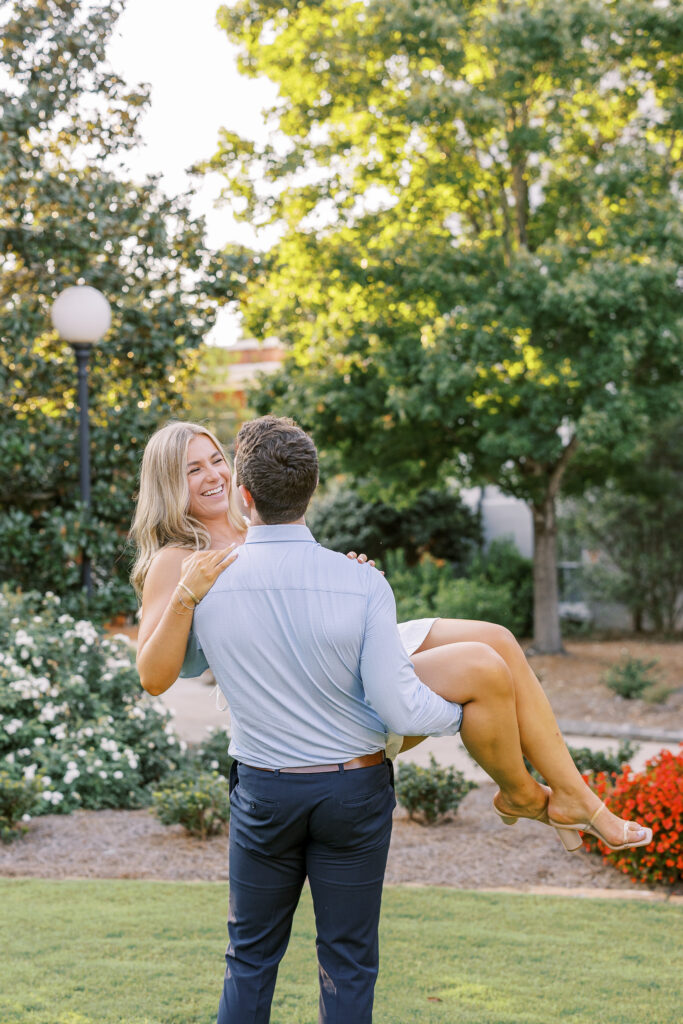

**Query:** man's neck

left=248, top=512, right=306, bottom=527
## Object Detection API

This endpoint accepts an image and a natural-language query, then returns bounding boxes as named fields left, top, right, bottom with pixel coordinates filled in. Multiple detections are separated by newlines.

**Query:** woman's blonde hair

left=130, top=420, right=247, bottom=597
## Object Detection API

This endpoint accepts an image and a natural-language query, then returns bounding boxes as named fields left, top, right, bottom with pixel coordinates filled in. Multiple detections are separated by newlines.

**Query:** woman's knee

left=477, top=623, right=521, bottom=665
left=469, top=642, right=515, bottom=698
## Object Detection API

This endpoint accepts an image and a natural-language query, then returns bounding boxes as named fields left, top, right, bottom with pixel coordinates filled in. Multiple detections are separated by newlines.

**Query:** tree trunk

left=531, top=494, right=564, bottom=653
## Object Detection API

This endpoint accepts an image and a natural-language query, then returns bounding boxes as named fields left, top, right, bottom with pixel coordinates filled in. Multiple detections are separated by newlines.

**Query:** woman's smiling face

left=186, top=433, right=232, bottom=521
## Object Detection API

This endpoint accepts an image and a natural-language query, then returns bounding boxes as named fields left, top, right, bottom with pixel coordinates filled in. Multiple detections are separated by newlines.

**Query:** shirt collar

left=244, top=524, right=316, bottom=545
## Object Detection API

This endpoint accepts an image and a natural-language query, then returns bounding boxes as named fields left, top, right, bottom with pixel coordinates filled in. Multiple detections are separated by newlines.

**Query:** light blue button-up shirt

left=192, top=524, right=462, bottom=768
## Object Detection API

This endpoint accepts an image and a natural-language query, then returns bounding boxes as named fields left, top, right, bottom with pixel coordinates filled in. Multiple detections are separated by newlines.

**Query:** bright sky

left=107, top=0, right=277, bottom=343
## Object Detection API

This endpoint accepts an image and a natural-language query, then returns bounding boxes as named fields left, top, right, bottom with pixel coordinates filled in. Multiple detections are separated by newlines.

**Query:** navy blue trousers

left=216, top=759, right=396, bottom=1024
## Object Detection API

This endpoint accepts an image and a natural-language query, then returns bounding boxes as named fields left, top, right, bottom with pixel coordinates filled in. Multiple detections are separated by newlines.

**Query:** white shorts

left=386, top=618, right=437, bottom=759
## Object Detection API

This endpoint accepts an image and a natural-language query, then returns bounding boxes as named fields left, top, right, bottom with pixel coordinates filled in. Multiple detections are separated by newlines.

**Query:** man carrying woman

left=132, top=415, right=652, bottom=1024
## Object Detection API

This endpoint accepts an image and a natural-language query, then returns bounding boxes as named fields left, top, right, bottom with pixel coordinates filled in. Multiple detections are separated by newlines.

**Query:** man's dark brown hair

left=235, top=415, right=319, bottom=524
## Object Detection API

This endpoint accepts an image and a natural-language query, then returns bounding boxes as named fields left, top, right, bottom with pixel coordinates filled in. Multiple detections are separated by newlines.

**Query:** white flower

left=64, top=769, right=80, bottom=785
left=41, top=775, right=52, bottom=787
left=98, top=771, right=108, bottom=779
left=93, top=758, right=103, bottom=768
left=17, top=747, right=31, bottom=758
left=31, top=656, right=43, bottom=668
left=113, top=770, right=123, bottom=780
left=5, top=753, right=14, bottom=764
left=42, top=790, right=64, bottom=805
left=21, top=814, right=32, bottom=823
left=23, top=764, right=37, bottom=781
left=34, top=737, right=45, bottom=747
left=5, top=718, right=22, bottom=735
left=50, top=725, right=67, bottom=741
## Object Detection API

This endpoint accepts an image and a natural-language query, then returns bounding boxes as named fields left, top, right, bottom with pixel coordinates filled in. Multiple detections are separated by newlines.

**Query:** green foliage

left=190, top=727, right=234, bottom=780
left=561, top=416, right=683, bottom=634
left=0, top=769, right=43, bottom=843
left=567, top=741, right=638, bottom=782
left=308, top=484, right=480, bottom=567
left=182, top=345, right=245, bottom=441
left=0, top=0, right=238, bottom=618
left=0, top=588, right=185, bottom=814
left=152, top=771, right=231, bottom=839
left=395, top=754, right=477, bottom=825
left=206, top=0, right=683, bottom=653
left=386, top=549, right=529, bottom=636
left=603, top=657, right=661, bottom=701
left=382, top=551, right=450, bottom=620
left=467, top=538, right=534, bottom=636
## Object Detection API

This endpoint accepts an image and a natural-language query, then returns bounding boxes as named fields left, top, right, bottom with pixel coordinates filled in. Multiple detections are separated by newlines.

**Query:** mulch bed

left=0, top=783, right=663, bottom=894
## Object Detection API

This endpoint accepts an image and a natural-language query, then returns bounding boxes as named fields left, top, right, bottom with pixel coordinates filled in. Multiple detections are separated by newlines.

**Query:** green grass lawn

left=1, top=879, right=679, bottom=1024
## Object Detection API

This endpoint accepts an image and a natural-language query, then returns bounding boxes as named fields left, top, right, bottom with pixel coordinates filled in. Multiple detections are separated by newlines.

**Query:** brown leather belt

left=246, top=750, right=386, bottom=775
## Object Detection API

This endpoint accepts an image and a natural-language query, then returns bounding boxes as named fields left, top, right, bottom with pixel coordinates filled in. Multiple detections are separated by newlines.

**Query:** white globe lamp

left=51, top=285, right=112, bottom=600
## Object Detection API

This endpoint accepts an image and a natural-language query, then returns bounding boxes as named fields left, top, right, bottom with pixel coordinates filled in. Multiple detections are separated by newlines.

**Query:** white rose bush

left=0, top=589, right=187, bottom=840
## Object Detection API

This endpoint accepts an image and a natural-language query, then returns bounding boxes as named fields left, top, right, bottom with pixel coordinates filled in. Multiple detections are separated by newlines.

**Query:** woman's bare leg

left=408, top=642, right=548, bottom=820
left=409, top=619, right=649, bottom=846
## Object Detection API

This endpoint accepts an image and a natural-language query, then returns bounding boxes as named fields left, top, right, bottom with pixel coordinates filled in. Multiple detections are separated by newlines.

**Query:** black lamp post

left=51, top=286, right=111, bottom=601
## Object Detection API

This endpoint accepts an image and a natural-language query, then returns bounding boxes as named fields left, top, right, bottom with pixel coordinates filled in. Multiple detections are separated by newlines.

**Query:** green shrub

left=525, top=741, right=638, bottom=785
left=396, top=755, right=477, bottom=824
left=383, top=551, right=448, bottom=620
left=0, top=588, right=186, bottom=815
left=432, top=576, right=526, bottom=636
left=567, top=741, right=638, bottom=781
left=386, top=548, right=528, bottom=635
left=308, top=485, right=480, bottom=568
left=190, top=727, right=234, bottom=780
left=0, top=769, right=43, bottom=843
left=152, top=771, right=231, bottom=839
left=603, top=656, right=660, bottom=699
left=467, top=538, right=534, bottom=636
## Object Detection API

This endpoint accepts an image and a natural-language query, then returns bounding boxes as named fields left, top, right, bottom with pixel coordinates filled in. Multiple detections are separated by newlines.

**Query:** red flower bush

left=584, top=745, right=683, bottom=887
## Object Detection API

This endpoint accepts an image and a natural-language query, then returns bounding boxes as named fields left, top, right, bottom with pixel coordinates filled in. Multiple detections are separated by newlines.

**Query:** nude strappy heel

left=548, top=803, right=653, bottom=852
left=493, top=795, right=584, bottom=852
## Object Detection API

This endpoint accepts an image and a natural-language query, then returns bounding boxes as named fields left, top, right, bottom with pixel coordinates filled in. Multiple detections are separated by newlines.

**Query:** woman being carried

left=131, top=420, right=652, bottom=853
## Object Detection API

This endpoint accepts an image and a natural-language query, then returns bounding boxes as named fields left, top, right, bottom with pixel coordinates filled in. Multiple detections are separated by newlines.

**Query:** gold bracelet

left=178, top=581, right=200, bottom=605
left=173, top=587, right=195, bottom=613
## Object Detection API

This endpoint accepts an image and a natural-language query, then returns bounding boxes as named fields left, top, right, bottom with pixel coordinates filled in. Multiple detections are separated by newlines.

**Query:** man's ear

left=239, top=484, right=254, bottom=508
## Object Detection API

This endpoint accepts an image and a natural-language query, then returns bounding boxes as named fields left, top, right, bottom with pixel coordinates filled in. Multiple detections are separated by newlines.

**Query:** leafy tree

left=0, top=0, right=231, bottom=615
left=560, top=416, right=683, bottom=633
left=308, top=484, right=481, bottom=567
left=206, top=0, right=683, bottom=651
left=183, top=345, right=245, bottom=442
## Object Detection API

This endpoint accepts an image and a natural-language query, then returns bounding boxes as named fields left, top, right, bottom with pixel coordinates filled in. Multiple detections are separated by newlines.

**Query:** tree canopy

left=0, top=0, right=231, bottom=614
left=208, top=0, right=683, bottom=650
